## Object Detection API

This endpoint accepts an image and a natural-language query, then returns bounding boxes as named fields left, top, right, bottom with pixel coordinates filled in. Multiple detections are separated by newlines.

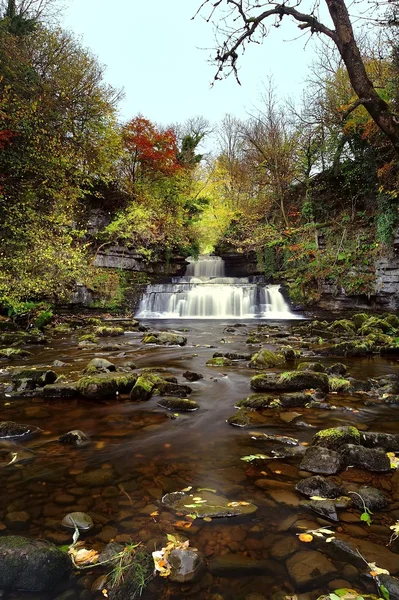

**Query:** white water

left=135, top=255, right=299, bottom=319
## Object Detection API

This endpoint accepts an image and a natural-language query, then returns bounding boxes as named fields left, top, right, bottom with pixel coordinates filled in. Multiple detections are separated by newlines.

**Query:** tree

left=196, top=0, right=399, bottom=153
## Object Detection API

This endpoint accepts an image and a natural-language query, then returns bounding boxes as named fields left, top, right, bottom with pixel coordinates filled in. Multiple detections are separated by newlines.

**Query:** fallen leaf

left=150, top=511, right=159, bottom=517
left=203, top=516, right=212, bottom=522
left=173, top=520, right=192, bottom=528
left=298, top=533, right=313, bottom=542
left=181, top=486, right=193, bottom=492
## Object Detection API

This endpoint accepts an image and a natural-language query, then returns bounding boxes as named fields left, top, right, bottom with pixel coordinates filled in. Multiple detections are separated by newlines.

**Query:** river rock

left=0, top=421, right=37, bottom=439
left=297, top=362, right=325, bottom=373
left=0, top=348, right=32, bottom=359
left=58, top=430, right=89, bottom=446
left=62, top=512, right=93, bottom=531
left=300, top=446, right=342, bottom=475
left=129, top=374, right=159, bottom=401
left=157, top=398, right=199, bottom=411
left=142, top=332, right=187, bottom=346
left=350, top=486, right=388, bottom=510
left=279, top=392, right=312, bottom=408
left=379, top=575, right=399, bottom=600
left=325, top=363, right=347, bottom=376
left=312, top=426, right=360, bottom=450
left=183, top=371, right=203, bottom=381
left=156, top=381, right=192, bottom=397
left=11, top=368, right=57, bottom=390
left=94, top=326, right=124, bottom=337
left=249, top=349, right=284, bottom=369
left=286, top=550, right=337, bottom=588
left=236, top=394, right=274, bottom=410
left=75, top=469, right=115, bottom=487
left=303, top=499, right=339, bottom=521
left=251, top=371, right=329, bottom=393
left=326, top=536, right=399, bottom=574
left=161, top=490, right=257, bottom=518
left=360, top=431, right=399, bottom=451
left=42, top=383, right=77, bottom=398
left=83, top=358, right=116, bottom=374
left=206, top=357, right=233, bottom=367
left=295, top=476, right=343, bottom=499
left=75, top=372, right=137, bottom=399
left=168, top=547, right=206, bottom=583
left=340, top=444, right=391, bottom=472
left=270, top=536, right=300, bottom=560
left=0, top=536, right=71, bottom=591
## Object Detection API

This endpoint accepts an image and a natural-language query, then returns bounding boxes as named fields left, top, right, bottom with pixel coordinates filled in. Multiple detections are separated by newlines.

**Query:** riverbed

left=1, top=318, right=399, bottom=600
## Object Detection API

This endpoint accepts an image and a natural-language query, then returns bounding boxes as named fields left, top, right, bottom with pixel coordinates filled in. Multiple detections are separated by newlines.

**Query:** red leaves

left=0, top=128, right=15, bottom=149
left=123, top=116, right=181, bottom=178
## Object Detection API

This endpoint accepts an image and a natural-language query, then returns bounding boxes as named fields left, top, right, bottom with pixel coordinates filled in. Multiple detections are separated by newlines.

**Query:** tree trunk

left=325, top=0, right=399, bottom=153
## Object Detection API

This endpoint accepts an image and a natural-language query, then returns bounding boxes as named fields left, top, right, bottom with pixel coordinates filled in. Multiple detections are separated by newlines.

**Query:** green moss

left=329, top=341, right=371, bottom=357
left=130, top=373, right=162, bottom=401
left=385, top=314, right=399, bottom=328
left=158, top=397, right=199, bottom=411
left=235, top=394, right=273, bottom=410
left=142, top=334, right=158, bottom=344
left=280, top=346, right=301, bottom=360
left=328, top=319, right=356, bottom=334
left=0, top=348, right=32, bottom=359
left=249, top=349, right=284, bottom=369
left=78, top=334, right=99, bottom=343
left=312, top=425, right=360, bottom=450
left=246, top=337, right=261, bottom=344
left=76, top=372, right=137, bottom=399
left=328, top=377, right=352, bottom=392
left=351, top=313, right=369, bottom=329
left=359, top=317, right=393, bottom=335
left=227, top=409, right=252, bottom=427
left=206, top=357, right=233, bottom=367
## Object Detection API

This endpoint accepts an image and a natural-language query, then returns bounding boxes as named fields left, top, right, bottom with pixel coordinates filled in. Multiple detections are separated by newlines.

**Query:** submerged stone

left=206, top=357, right=233, bottom=367
left=12, top=368, right=57, bottom=390
left=168, top=547, right=206, bottom=583
left=83, top=358, right=116, bottom=374
left=0, top=536, right=71, bottom=591
left=286, top=550, right=337, bottom=589
left=58, top=430, right=89, bottom=446
left=209, top=554, right=272, bottom=576
left=360, top=431, right=399, bottom=451
left=42, top=383, right=77, bottom=398
left=297, top=362, right=325, bottom=373
left=295, top=475, right=343, bottom=499
left=161, top=489, right=257, bottom=518
left=350, top=486, right=388, bottom=510
left=183, top=370, right=203, bottom=382
left=0, top=421, right=39, bottom=439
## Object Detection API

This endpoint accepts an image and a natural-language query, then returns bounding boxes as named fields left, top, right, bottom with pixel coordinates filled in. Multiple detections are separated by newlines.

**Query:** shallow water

left=1, top=319, right=399, bottom=600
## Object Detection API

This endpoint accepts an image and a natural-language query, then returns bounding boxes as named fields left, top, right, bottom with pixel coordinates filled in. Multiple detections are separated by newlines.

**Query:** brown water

left=1, top=319, right=399, bottom=600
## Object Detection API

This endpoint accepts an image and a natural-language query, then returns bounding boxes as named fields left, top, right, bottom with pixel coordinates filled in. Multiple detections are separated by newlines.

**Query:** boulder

left=209, top=554, right=273, bottom=576
left=340, top=444, right=391, bottom=472
left=75, top=372, right=137, bottom=399
left=157, top=398, right=199, bottom=412
left=129, top=374, right=160, bottom=401
left=58, top=430, right=89, bottom=446
left=249, top=349, right=284, bottom=369
left=251, top=371, right=329, bottom=393
left=300, top=446, right=342, bottom=475
left=295, top=476, right=343, bottom=499
left=0, top=421, right=38, bottom=439
left=11, top=368, right=57, bottom=390
left=168, top=547, right=206, bottom=583
left=94, top=326, right=124, bottom=337
left=183, top=371, right=203, bottom=382
left=324, top=341, right=371, bottom=357
left=142, top=332, right=187, bottom=346
left=326, top=363, right=348, bottom=376
left=206, top=357, right=233, bottom=367
left=62, top=512, right=93, bottom=531
left=297, top=362, right=325, bottom=373
left=279, top=392, right=312, bottom=408
left=0, top=536, right=71, bottom=591
left=42, top=383, right=77, bottom=398
left=349, top=486, right=388, bottom=510
left=328, top=320, right=356, bottom=334
left=312, top=426, right=360, bottom=451
left=83, top=358, right=116, bottom=374
left=235, top=394, right=274, bottom=410
left=360, top=431, right=399, bottom=451
left=0, top=348, right=32, bottom=360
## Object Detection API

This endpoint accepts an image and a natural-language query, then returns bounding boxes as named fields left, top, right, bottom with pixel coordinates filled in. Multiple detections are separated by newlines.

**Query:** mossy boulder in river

left=0, top=348, right=32, bottom=360
left=0, top=331, right=46, bottom=345
left=42, top=383, right=77, bottom=398
left=312, top=426, right=360, bottom=450
left=328, top=319, right=356, bottom=334
left=75, top=372, right=137, bottom=399
left=351, top=312, right=369, bottom=329
left=340, top=444, right=391, bottom=472
left=249, top=349, right=284, bottom=368
left=12, top=368, right=57, bottom=390
left=142, top=332, right=187, bottom=346
left=0, top=536, right=71, bottom=591
left=235, top=394, right=274, bottom=410
left=94, top=326, right=124, bottom=337
left=158, top=398, right=199, bottom=411
left=130, top=373, right=160, bottom=401
left=297, top=362, right=325, bottom=373
left=359, top=316, right=394, bottom=335
left=162, top=489, right=257, bottom=518
left=300, top=446, right=342, bottom=475
left=324, top=340, right=371, bottom=357
left=251, top=371, right=329, bottom=393
left=206, top=357, right=233, bottom=367
left=83, top=357, right=116, bottom=374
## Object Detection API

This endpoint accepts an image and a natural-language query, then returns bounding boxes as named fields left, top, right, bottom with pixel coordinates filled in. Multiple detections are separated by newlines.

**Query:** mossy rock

left=249, top=349, right=284, bottom=369
left=235, top=394, right=274, bottom=410
left=385, top=314, right=399, bottom=328
left=83, top=358, right=116, bottom=374
left=325, top=363, right=347, bottom=376
left=280, top=346, right=301, bottom=360
left=0, top=348, right=32, bottom=359
left=359, top=317, right=393, bottom=336
left=78, top=334, right=99, bottom=344
left=206, top=357, right=233, bottom=367
left=246, top=337, right=261, bottom=344
left=326, top=341, right=371, bottom=357
left=157, top=397, right=199, bottom=411
left=366, top=332, right=393, bottom=347
left=312, top=426, right=360, bottom=450
left=351, top=313, right=369, bottom=329
left=227, top=408, right=276, bottom=427
left=42, top=384, right=77, bottom=398
left=94, top=326, right=124, bottom=337
left=53, top=324, right=73, bottom=333
left=142, top=332, right=187, bottom=346
left=0, top=332, right=46, bottom=345
left=155, top=380, right=192, bottom=397
left=251, top=371, right=329, bottom=393
left=297, top=362, right=325, bottom=373
left=75, top=372, right=137, bottom=399
left=328, top=319, right=356, bottom=334
left=162, top=489, right=257, bottom=518
left=328, top=377, right=352, bottom=392
left=130, top=374, right=161, bottom=401
left=12, top=368, right=57, bottom=390
left=279, top=392, right=312, bottom=408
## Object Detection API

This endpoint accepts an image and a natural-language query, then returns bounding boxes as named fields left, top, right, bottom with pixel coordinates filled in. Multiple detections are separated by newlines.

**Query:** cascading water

left=135, top=255, right=299, bottom=319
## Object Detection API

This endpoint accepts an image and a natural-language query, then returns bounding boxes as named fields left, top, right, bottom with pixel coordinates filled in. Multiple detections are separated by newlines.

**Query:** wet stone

left=58, top=430, right=89, bottom=446
left=312, top=426, right=360, bottom=450
left=300, top=446, right=342, bottom=475
left=302, top=499, right=339, bottom=522
left=295, top=476, right=343, bottom=499
left=279, top=392, right=312, bottom=408
left=157, top=397, right=199, bottom=412
left=169, top=547, right=206, bottom=583
left=42, top=383, right=77, bottom=398
left=286, top=550, right=337, bottom=589
left=75, top=469, right=115, bottom=487
left=350, top=486, right=388, bottom=510
left=161, top=490, right=257, bottom=518
left=0, top=421, right=38, bottom=439
left=183, top=370, right=203, bottom=382
left=270, top=536, right=300, bottom=560
left=360, top=431, right=399, bottom=451
left=340, top=444, right=391, bottom=472
left=97, top=525, right=118, bottom=543
left=62, top=512, right=93, bottom=531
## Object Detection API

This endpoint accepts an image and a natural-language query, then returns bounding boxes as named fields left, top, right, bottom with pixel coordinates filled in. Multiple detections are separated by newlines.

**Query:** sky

left=62, top=0, right=320, bottom=129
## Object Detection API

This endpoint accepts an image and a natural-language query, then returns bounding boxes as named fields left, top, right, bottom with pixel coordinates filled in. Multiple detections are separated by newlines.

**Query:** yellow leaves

left=227, top=501, right=250, bottom=507
left=68, top=546, right=99, bottom=566
left=368, top=562, right=390, bottom=576
left=298, top=533, right=313, bottom=543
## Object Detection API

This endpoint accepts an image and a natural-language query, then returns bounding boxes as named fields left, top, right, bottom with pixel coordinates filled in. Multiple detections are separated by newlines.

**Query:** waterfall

left=135, top=255, right=299, bottom=319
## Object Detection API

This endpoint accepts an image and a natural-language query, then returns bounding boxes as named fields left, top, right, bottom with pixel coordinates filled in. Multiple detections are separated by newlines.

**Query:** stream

left=1, top=317, right=399, bottom=600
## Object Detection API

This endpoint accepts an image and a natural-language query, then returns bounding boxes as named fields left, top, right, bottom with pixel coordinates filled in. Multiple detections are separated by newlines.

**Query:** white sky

left=62, top=0, right=321, bottom=128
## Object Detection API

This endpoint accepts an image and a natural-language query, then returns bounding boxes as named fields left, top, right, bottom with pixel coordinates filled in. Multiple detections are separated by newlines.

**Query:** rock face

left=168, top=547, right=206, bottom=583
left=0, top=536, right=71, bottom=591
